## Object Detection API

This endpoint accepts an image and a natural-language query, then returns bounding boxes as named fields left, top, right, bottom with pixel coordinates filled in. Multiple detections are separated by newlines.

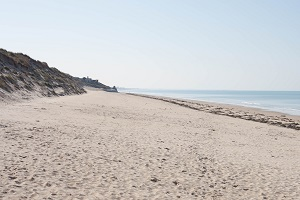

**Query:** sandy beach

left=1, top=88, right=300, bottom=199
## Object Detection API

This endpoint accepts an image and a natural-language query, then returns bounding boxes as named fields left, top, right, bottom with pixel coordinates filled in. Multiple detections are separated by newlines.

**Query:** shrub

left=5, top=75, right=17, bottom=85
left=0, top=77, right=12, bottom=92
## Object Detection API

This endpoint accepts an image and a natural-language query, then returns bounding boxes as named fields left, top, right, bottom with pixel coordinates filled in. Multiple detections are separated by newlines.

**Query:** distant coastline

left=125, top=92, right=300, bottom=130
left=119, top=88, right=300, bottom=116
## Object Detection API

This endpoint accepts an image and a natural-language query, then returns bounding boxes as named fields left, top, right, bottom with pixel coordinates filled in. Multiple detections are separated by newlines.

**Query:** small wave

left=289, top=108, right=300, bottom=111
left=241, top=101, right=260, bottom=105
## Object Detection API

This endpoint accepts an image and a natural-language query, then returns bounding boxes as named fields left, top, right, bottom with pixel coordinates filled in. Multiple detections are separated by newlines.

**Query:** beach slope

left=1, top=89, right=299, bottom=199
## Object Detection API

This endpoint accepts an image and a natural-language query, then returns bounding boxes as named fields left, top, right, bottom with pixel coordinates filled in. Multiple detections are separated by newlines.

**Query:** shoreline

left=1, top=89, right=300, bottom=199
left=119, top=89, right=300, bottom=116
left=127, top=93, right=300, bottom=130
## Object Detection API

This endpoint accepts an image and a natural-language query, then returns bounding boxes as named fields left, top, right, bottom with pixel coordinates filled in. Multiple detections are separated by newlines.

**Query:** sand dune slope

left=1, top=90, right=300, bottom=199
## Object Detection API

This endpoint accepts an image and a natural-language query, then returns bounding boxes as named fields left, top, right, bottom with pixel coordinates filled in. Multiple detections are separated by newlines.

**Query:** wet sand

left=128, top=93, right=300, bottom=130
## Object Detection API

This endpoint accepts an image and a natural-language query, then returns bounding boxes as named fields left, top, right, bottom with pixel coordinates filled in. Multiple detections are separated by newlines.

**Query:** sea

left=118, top=88, right=300, bottom=116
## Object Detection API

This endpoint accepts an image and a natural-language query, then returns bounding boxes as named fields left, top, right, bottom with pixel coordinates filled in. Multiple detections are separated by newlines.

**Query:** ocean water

left=119, top=88, right=300, bottom=116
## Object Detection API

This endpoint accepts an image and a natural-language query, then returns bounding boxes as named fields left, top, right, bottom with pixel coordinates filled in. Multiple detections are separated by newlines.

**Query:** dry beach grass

left=1, top=88, right=300, bottom=199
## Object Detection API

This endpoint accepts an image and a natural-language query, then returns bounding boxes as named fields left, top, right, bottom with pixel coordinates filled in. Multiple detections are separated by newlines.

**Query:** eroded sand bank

left=1, top=89, right=300, bottom=199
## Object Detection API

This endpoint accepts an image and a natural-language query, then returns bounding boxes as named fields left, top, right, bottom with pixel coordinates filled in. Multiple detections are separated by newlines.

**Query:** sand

left=0, top=89, right=300, bottom=199
left=128, top=93, right=300, bottom=130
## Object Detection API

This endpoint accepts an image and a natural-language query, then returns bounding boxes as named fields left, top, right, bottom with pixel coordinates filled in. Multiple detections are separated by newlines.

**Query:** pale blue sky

left=1, top=0, right=300, bottom=90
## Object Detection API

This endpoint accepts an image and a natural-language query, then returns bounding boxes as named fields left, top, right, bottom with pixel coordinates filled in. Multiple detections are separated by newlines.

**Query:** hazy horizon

left=118, top=87, right=300, bottom=92
left=1, top=0, right=300, bottom=91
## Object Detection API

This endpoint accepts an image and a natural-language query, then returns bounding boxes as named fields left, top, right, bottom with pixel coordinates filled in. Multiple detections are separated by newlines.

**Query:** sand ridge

left=0, top=90, right=300, bottom=199
left=128, top=93, right=300, bottom=130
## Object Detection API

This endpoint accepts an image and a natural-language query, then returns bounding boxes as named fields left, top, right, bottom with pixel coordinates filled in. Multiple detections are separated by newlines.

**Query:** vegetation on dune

left=0, top=48, right=86, bottom=98
left=0, top=48, right=115, bottom=99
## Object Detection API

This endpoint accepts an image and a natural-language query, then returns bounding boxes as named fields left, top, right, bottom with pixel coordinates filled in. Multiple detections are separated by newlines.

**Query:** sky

left=1, top=0, right=300, bottom=90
